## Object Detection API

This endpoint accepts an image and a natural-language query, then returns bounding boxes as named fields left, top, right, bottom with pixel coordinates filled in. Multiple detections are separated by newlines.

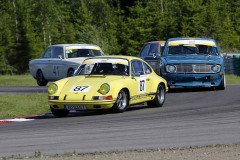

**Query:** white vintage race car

left=29, top=44, right=104, bottom=86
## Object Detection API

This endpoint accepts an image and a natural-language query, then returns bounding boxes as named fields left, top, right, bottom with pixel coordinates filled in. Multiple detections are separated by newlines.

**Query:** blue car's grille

left=174, top=64, right=213, bottom=73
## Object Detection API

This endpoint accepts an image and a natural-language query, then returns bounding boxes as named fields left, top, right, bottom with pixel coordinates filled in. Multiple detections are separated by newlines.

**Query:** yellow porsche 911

left=48, top=56, right=168, bottom=117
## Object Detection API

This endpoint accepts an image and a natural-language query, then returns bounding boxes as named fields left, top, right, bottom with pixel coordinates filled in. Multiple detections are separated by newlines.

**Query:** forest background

left=0, top=0, right=239, bottom=74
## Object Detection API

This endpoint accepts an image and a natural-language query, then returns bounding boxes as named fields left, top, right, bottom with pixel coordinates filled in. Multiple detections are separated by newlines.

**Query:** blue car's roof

left=167, top=37, right=215, bottom=41
left=162, top=37, right=220, bottom=56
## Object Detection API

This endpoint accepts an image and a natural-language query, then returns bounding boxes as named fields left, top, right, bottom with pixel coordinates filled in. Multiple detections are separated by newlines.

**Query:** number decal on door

left=138, top=78, right=146, bottom=93
left=53, top=65, right=59, bottom=77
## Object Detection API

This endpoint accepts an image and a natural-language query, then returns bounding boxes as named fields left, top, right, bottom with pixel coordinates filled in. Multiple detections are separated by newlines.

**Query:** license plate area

left=64, top=105, right=86, bottom=110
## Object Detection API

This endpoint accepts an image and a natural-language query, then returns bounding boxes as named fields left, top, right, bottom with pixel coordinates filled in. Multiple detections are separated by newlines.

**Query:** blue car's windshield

left=167, top=45, right=218, bottom=56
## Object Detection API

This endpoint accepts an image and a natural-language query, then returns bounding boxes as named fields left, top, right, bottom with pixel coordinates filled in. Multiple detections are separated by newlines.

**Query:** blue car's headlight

left=166, top=65, right=177, bottom=73
left=98, top=83, right=110, bottom=95
left=211, top=65, right=221, bottom=73
left=48, top=83, right=58, bottom=94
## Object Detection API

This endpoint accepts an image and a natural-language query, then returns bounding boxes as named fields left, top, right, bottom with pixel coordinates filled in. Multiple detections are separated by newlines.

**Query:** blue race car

left=150, top=38, right=225, bottom=90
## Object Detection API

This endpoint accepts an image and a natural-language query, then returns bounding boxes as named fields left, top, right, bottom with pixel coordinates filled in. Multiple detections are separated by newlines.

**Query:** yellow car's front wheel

left=112, top=89, right=128, bottom=113
left=51, top=107, right=70, bottom=117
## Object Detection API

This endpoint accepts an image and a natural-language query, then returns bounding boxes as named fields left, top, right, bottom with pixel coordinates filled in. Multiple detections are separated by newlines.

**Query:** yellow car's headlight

left=48, top=83, right=58, bottom=94
left=98, top=83, right=110, bottom=95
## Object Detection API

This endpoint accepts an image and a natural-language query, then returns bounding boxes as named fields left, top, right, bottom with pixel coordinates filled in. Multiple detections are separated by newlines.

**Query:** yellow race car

left=48, top=56, right=168, bottom=117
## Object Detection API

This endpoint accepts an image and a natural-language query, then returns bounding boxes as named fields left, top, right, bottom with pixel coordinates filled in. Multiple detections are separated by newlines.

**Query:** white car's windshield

left=76, top=58, right=129, bottom=76
left=65, top=49, right=103, bottom=58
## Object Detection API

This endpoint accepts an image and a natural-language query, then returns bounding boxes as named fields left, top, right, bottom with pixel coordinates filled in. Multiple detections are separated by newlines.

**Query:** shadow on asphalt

left=167, top=86, right=216, bottom=93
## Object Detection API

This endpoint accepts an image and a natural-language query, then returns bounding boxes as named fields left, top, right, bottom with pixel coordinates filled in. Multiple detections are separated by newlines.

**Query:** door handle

left=146, top=78, right=150, bottom=81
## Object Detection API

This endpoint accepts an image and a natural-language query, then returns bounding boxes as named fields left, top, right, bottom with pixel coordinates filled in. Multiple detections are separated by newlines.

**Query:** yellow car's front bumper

left=49, top=100, right=115, bottom=110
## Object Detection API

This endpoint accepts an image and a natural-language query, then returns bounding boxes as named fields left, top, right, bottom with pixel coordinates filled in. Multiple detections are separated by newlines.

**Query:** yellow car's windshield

left=76, top=58, right=130, bottom=77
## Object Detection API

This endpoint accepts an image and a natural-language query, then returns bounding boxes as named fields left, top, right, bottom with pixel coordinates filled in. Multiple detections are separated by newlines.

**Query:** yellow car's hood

left=58, top=75, right=124, bottom=101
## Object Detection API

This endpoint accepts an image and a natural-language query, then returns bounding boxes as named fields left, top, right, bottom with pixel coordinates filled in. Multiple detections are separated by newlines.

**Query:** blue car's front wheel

left=216, top=75, right=226, bottom=90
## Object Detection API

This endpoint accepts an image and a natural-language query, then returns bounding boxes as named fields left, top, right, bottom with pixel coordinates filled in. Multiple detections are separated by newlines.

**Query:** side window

left=52, top=47, right=63, bottom=58
left=211, top=47, right=218, bottom=55
left=143, top=62, right=152, bottom=74
left=92, top=49, right=103, bottom=56
left=132, top=60, right=144, bottom=75
left=41, top=47, right=52, bottom=58
left=149, top=43, right=159, bottom=54
left=140, top=44, right=151, bottom=57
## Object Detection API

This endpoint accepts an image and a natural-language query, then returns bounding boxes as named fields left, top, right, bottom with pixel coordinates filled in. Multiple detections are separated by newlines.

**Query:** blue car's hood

left=164, top=55, right=220, bottom=64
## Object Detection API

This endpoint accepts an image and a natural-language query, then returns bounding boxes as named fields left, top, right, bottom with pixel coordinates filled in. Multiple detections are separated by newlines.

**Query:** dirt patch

left=2, top=144, right=240, bottom=160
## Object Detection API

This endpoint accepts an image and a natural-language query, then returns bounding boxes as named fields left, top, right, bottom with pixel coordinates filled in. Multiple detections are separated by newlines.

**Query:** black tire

left=112, top=89, right=128, bottom=113
left=147, top=83, right=165, bottom=107
left=216, top=75, right=226, bottom=90
left=50, top=107, right=70, bottom=117
left=36, top=70, right=48, bottom=86
left=67, top=69, right=74, bottom=77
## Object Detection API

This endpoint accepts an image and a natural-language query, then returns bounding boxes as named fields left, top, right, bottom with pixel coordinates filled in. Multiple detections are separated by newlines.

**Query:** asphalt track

left=0, top=85, right=240, bottom=157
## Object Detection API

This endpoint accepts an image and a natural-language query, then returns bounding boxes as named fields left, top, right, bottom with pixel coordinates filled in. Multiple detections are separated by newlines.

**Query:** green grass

left=0, top=93, right=50, bottom=118
left=0, top=74, right=38, bottom=86
left=226, top=74, right=240, bottom=84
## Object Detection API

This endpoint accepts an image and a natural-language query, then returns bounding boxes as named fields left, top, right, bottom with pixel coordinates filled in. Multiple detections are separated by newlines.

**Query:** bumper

left=49, top=100, right=115, bottom=110
left=163, top=73, right=224, bottom=87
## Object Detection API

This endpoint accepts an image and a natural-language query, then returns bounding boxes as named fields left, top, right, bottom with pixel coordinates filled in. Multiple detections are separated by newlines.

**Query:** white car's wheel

left=36, top=70, right=48, bottom=86
left=67, top=69, right=74, bottom=77
left=112, top=89, right=128, bottom=113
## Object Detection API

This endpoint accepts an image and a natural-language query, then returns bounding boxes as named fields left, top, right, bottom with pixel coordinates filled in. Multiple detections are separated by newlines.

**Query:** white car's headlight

left=166, top=65, right=177, bottom=73
left=48, top=83, right=58, bottom=94
left=98, top=83, right=110, bottom=95
left=211, top=65, right=221, bottom=73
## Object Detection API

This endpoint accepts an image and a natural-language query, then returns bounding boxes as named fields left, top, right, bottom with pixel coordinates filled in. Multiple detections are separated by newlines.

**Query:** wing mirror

left=58, top=55, right=63, bottom=59
left=149, top=53, right=161, bottom=58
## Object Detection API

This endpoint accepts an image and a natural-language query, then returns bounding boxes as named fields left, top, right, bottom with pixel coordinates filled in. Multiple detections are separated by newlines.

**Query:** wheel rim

left=116, top=90, right=127, bottom=110
left=157, top=84, right=165, bottom=104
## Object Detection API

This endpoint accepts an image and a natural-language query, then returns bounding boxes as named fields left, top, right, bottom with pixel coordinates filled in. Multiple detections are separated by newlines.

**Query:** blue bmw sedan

left=158, top=38, right=225, bottom=90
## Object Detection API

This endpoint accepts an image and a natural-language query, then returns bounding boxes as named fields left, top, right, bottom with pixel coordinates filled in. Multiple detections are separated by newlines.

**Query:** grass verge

left=0, top=93, right=49, bottom=118
left=225, top=74, right=240, bottom=84
left=0, top=74, right=37, bottom=86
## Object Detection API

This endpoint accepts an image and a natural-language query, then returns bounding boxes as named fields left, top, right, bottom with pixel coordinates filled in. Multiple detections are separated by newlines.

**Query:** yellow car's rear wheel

left=112, top=89, right=128, bottom=113
left=147, top=83, right=165, bottom=107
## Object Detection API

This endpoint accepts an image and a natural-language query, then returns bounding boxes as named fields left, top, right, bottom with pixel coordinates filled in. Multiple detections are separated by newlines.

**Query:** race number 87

left=70, top=86, right=92, bottom=92
left=74, top=86, right=89, bottom=91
